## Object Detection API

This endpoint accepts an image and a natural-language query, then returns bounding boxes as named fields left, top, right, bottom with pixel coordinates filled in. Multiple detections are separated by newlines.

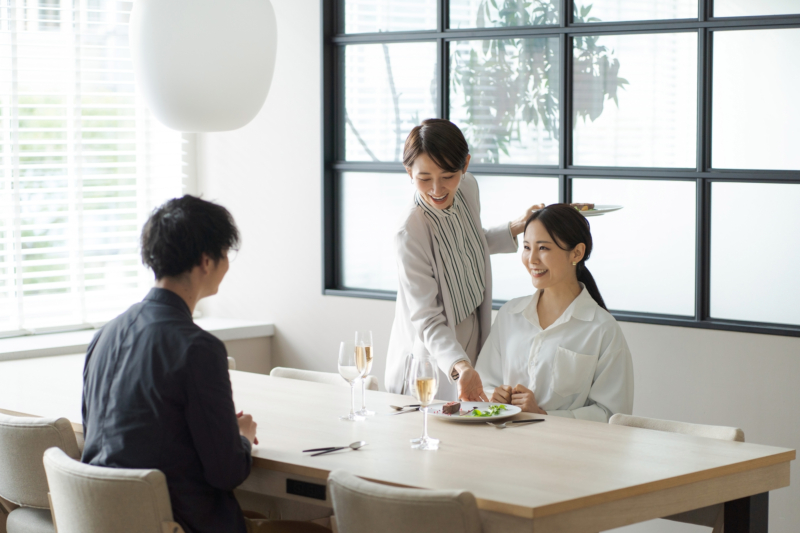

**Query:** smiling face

left=406, top=152, right=471, bottom=210
left=521, top=219, right=586, bottom=291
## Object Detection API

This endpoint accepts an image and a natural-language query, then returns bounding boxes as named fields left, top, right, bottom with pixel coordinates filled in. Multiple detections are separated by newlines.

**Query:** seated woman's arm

left=547, top=326, right=634, bottom=422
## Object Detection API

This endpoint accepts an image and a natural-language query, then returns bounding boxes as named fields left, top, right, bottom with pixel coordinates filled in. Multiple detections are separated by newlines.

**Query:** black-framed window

left=321, top=0, right=800, bottom=337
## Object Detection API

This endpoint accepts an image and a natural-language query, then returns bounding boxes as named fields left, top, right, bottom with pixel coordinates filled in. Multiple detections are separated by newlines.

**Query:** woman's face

left=521, top=219, right=585, bottom=290
left=406, top=153, right=470, bottom=210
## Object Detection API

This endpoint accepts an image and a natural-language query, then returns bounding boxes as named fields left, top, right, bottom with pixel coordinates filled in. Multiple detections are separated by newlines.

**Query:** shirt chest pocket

left=551, top=346, right=598, bottom=398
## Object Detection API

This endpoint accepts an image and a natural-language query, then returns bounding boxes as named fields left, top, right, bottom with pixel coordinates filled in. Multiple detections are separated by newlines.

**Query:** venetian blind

left=0, top=0, right=185, bottom=336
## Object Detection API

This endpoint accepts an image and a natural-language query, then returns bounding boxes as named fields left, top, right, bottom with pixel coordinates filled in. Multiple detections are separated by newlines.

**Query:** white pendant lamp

left=130, top=0, right=277, bottom=132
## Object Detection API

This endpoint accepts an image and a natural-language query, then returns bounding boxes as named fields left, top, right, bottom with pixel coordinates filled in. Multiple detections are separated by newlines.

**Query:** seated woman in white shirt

left=475, top=204, right=633, bottom=422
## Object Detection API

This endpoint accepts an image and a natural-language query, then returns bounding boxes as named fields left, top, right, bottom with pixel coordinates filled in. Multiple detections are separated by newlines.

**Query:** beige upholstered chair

left=609, top=414, right=745, bottom=533
left=328, top=470, right=482, bottom=533
left=228, top=357, right=237, bottom=370
left=0, top=413, right=81, bottom=533
left=270, top=367, right=379, bottom=391
left=43, top=447, right=185, bottom=533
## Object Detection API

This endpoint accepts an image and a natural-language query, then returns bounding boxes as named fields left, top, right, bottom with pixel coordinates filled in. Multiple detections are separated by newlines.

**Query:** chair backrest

left=270, top=367, right=379, bottom=391
left=0, top=414, right=81, bottom=508
left=328, top=470, right=482, bottom=533
left=609, top=414, right=745, bottom=442
left=43, top=447, right=183, bottom=533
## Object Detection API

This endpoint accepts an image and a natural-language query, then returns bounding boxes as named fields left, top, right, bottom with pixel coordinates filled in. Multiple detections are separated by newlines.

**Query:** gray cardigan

left=385, top=173, right=518, bottom=397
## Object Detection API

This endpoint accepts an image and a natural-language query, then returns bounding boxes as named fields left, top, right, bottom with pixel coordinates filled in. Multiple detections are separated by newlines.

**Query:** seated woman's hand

left=456, top=364, right=489, bottom=402
left=511, top=384, right=547, bottom=414
left=491, top=385, right=513, bottom=404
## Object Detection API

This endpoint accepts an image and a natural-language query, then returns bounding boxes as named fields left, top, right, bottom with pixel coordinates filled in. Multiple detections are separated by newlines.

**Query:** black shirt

left=82, top=288, right=252, bottom=533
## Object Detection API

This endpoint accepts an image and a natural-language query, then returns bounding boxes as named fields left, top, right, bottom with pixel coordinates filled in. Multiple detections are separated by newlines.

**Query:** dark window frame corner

left=322, top=0, right=800, bottom=338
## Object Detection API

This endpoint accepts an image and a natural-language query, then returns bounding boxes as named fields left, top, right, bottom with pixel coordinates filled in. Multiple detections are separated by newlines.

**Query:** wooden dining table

left=0, top=353, right=794, bottom=533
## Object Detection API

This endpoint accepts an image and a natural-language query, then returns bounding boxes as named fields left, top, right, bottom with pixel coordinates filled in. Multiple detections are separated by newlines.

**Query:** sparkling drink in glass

left=355, top=330, right=374, bottom=416
left=409, top=353, right=439, bottom=450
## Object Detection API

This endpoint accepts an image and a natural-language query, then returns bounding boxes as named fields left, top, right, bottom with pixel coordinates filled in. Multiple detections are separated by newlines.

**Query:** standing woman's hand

left=511, top=384, right=547, bottom=414
left=455, top=363, right=489, bottom=402
left=510, top=204, right=545, bottom=237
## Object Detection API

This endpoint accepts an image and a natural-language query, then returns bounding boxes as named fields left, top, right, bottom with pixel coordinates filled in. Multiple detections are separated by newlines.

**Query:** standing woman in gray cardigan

left=385, top=119, right=541, bottom=400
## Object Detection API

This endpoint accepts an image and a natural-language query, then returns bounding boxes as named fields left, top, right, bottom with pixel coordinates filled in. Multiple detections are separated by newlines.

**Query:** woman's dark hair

left=403, top=118, right=469, bottom=172
left=140, top=195, right=240, bottom=280
left=524, top=204, right=607, bottom=310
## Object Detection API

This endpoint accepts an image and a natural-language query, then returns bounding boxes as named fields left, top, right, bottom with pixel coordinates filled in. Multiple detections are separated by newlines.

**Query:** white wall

left=196, top=1, right=799, bottom=531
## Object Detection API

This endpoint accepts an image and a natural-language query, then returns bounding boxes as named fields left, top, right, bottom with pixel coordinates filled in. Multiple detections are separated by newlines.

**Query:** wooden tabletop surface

left=0, top=354, right=794, bottom=523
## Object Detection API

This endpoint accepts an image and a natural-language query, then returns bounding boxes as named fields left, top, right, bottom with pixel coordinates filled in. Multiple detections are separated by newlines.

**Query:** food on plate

left=471, top=404, right=508, bottom=417
left=442, top=401, right=461, bottom=415
left=570, top=203, right=595, bottom=211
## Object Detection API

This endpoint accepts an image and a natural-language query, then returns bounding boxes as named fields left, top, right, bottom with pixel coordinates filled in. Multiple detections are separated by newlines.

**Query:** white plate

left=576, top=204, right=623, bottom=217
left=428, top=402, right=521, bottom=423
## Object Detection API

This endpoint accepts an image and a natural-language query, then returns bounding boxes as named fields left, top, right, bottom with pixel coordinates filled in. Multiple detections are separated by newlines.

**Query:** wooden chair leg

left=711, top=504, right=724, bottom=533
left=48, top=493, right=58, bottom=533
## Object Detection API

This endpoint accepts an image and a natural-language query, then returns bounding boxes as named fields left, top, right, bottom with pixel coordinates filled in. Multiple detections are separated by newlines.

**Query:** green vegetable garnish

left=471, top=405, right=508, bottom=417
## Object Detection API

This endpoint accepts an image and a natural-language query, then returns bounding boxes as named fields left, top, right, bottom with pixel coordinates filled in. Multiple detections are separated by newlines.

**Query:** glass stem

left=361, top=377, right=367, bottom=409
left=350, top=382, right=356, bottom=417
left=422, top=406, right=429, bottom=440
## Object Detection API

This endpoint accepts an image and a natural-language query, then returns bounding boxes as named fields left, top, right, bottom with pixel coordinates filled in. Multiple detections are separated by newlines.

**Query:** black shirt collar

left=144, top=287, right=192, bottom=318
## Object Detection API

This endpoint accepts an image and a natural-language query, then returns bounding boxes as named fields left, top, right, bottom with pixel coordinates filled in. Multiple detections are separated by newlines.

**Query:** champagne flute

left=409, top=353, right=439, bottom=450
left=354, top=330, right=374, bottom=416
left=338, top=341, right=365, bottom=422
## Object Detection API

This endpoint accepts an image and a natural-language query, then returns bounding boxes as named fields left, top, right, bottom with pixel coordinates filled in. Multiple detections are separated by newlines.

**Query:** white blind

left=0, top=0, right=185, bottom=336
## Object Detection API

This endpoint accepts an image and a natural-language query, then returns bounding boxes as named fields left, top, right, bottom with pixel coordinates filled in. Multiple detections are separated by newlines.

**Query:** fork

left=487, top=419, right=545, bottom=429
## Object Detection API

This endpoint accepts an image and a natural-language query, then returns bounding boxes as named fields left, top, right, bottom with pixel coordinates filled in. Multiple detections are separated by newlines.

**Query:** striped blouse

left=415, top=189, right=486, bottom=325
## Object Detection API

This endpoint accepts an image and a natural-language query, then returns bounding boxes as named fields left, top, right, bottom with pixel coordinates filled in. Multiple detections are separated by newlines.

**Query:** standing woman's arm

left=396, top=227, right=470, bottom=386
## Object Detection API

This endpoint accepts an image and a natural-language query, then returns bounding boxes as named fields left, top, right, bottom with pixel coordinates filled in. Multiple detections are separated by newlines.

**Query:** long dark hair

left=524, top=204, right=607, bottom=310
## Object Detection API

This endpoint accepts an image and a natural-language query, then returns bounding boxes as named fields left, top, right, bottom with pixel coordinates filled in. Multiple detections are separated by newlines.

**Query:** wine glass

left=409, top=353, right=439, bottom=450
left=355, top=330, right=374, bottom=416
left=338, top=341, right=365, bottom=422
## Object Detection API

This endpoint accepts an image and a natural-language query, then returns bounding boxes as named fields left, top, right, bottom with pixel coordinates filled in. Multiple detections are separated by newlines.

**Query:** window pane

left=344, top=43, right=437, bottom=162
left=714, top=0, right=800, bottom=17
left=711, top=183, right=800, bottom=326
left=712, top=29, right=800, bottom=171
left=573, top=0, right=697, bottom=22
left=572, top=33, right=697, bottom=168
left=449, top=38, right=560, bottom=165
left=475, top=176, right=559, bottom=302
left=0, top=0, right=183, bottom=334
left=571, top=179, right=696, bottom=316
left=449, top=0, right=559, bottom=28
left=341, top=173, right=409, bottom=292
left=344, top=0, right=437, bottom=33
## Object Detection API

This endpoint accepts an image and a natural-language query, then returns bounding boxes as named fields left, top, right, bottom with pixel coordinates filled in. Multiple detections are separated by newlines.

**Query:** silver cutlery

left=487, top=419, right=545, bottom=429
left=306, top=441, right=368, bottom=456
left=389, top=404, right=421, bottom=411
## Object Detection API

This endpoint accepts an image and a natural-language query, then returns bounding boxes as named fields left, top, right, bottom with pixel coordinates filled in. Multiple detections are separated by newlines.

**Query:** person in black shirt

left=82, top=195, right=258, bottom=533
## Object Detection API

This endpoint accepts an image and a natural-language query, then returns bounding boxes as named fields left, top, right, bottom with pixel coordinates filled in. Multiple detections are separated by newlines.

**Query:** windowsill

left=0, top=318, right=275, bottom=362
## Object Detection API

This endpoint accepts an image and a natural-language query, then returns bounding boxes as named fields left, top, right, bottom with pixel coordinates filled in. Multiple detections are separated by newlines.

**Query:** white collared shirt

left=475, top=285, right=634, bottom=422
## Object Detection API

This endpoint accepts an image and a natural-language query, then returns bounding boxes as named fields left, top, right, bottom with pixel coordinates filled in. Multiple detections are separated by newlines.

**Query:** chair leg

left=712, top=504, right=725, bottom=533
left=48, top=493, right=58, bottom=533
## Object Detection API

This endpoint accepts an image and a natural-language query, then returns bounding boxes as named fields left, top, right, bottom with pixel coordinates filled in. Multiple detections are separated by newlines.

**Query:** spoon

left=487, top=419, right=545, bottom=429
left=307, top=441, right=368, bottom=457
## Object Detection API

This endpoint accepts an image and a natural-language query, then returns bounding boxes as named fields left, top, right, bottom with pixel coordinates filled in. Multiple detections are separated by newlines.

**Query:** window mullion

left=10, top=0, right=23, bottom=331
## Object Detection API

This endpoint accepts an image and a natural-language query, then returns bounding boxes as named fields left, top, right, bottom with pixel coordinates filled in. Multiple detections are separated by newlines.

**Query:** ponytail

left=525, top=204, right=608, bottom=311
left=576, top=263, right=607, bottom=311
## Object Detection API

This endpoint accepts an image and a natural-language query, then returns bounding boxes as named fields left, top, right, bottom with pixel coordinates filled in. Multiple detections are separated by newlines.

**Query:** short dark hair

left=403, top=119, right=469, bottom=173
left=140, top=195, right=240, bottom=279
